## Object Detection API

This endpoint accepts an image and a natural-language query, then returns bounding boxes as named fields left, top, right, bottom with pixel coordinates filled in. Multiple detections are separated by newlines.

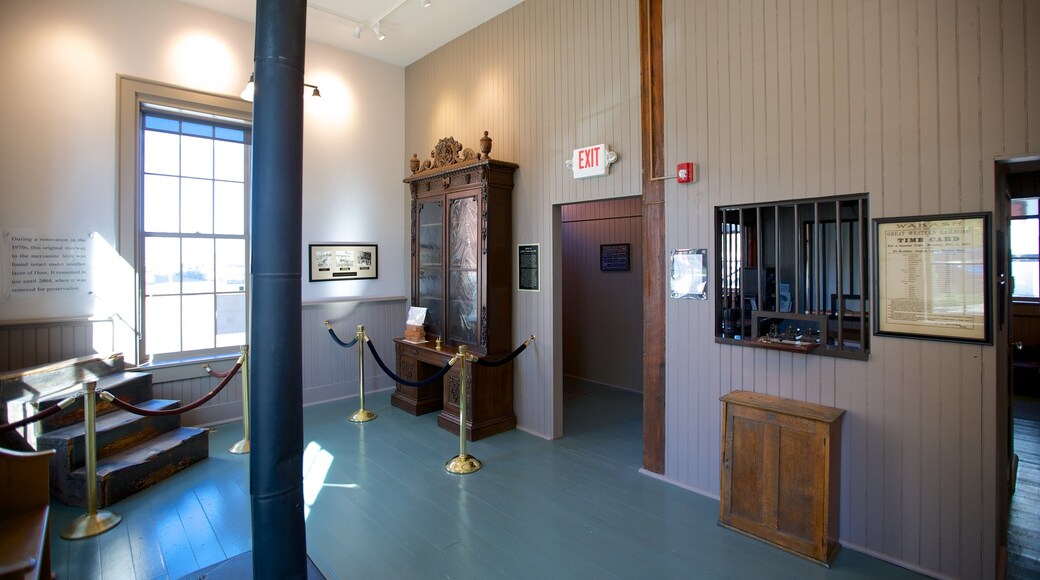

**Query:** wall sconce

left=240, top=74, right=321, bottom=102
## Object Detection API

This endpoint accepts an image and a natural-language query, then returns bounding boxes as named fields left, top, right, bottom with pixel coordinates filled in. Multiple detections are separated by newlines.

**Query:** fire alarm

left=677, top=162, right=696, bottom=183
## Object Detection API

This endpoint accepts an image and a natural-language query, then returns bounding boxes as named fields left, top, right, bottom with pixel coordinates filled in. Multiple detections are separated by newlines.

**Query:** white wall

left=0, top=0, right=407, bottom=325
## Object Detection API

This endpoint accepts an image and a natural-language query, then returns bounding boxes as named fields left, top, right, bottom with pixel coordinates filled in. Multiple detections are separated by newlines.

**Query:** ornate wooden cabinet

left=393, top=133, right=518, bottom=441
left=719, top=391, right=844, bottom=566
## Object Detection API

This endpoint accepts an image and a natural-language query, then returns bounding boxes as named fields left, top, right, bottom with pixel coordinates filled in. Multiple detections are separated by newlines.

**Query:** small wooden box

left=404, top=324, right=425, bottom=342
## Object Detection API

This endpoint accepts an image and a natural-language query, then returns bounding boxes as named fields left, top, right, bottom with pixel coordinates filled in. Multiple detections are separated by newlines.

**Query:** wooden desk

left=393, top=339, right=516, bottom=441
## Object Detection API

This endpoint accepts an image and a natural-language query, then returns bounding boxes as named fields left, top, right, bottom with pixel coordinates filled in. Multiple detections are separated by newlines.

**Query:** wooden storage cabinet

left=719, top=391, right=844, bottom=566
left=395, top=134, right=518, bottom=439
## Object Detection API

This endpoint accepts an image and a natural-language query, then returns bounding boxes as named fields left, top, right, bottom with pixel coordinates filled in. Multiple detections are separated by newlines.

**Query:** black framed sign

left=873, top=213, right=990, bottom=344
left=600, top=243, right=631, bottom=271
left=518, top=243, right=539, bottom=291
left=309, top=243, right=378, bottom=281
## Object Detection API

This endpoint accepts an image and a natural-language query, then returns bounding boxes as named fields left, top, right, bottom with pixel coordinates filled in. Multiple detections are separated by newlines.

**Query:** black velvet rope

left=0, top=404, right=65, bottom=433
left=364, top=337, right=455, bottom=387
left=473, top=342, right=528, bottom=368
left=104, top=361, right=242, bottom=417
left=327, top=327, right=359, bottom=349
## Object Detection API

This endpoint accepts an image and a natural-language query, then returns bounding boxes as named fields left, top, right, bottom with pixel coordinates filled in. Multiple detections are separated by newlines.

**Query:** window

left=118, top=78, right=252, bottom=364
left=1011, top=197, right=1039, bottom=299
left=715, top=194, right=870, bottom=359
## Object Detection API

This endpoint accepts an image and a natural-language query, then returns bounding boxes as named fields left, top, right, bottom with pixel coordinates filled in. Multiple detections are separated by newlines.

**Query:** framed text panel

left=873, top=213, right=990, bottom=344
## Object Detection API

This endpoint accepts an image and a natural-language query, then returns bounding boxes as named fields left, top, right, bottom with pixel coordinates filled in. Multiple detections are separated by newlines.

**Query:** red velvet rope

left=204, top=363, right=234, bottom=379
left=0, top=404, right=65, bottom=433
left=105, top=361, right=243, bottom=417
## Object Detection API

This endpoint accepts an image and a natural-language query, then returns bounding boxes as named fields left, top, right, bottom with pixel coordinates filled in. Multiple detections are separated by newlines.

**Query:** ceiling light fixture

left=373, top=22, right=386, bottom=41
left=422, top=0, right=431, bottom=7
left=352, top=24, right=363, bottom=39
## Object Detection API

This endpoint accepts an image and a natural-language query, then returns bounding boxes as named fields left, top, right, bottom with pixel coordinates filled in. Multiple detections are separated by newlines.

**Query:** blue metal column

left=249, top=0, right=308, bottom=578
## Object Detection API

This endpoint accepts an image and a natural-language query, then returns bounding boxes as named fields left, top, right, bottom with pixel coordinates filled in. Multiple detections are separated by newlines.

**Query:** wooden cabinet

left=719, top=391, right=844, bottom=566
left=394, top=133, right=518, bottom=440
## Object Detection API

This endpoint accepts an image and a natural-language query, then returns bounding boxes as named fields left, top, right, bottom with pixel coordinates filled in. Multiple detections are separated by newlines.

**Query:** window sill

left=715, top=337, right=869, bottom=361
left=132, top=352, right=241, bottom=384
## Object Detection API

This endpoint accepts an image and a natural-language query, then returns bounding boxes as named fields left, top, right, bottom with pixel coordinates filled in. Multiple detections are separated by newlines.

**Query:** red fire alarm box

left=677, top=162, right=695, bottom=183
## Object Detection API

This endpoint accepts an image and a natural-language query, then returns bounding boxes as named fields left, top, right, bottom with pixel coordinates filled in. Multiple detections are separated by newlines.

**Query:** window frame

left=1009, top=196, right=1039, bottom=303
left=117, top=76, right=252, bottom=366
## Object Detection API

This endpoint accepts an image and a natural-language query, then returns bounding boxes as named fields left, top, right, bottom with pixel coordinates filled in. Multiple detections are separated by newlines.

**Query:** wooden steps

left=13, top=365, right=212, bottom=509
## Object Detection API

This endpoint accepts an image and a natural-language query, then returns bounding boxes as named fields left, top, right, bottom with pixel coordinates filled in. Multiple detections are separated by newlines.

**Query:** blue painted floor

left=49, top=383, right=929, bottom=579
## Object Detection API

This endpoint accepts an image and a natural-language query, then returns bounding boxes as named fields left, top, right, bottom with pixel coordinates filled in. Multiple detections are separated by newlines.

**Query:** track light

left=352, top=24, right=363, bottom=39
left=373, top=22, right=385, bottom=41
left=422, top=0, right=431, bottom=7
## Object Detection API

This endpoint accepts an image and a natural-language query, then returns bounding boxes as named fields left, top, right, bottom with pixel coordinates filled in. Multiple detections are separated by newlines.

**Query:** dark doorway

left=559, top=197, right=644, bottom=445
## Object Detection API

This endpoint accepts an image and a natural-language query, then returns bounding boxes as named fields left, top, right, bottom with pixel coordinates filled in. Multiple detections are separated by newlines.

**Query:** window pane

left=145, top=295, right=181, bottom=355
left=216, top=238, right=246, bottom=292
left=214, top=140, right=245, bottom=182
left=215, top=126, right=245, bottom=142
left=216, top=293, right=247, bottom=347
left=144, top=115, right=179, bottom=132
left=181, top=121, right=213, bottom=138
left=143, top=174, right=179, bottom=233
left=1011, top=198, right=1038, bottom=217
left=182, top=294, right=215, bottom=351
left=144, top=130, right=179, bottom=175
left=1012, top=259, right=1039, bottom=298
left=1010, top=217, right=1038, bottom=258
left=214, top=181, right=244, bottom=235
left=144, top=237, right=180, bottom=296
left=181, top=178, right=213, bottom=234
left=182, top=238, right=215, bottom=294
left=181, top=135, right=213, bottom=179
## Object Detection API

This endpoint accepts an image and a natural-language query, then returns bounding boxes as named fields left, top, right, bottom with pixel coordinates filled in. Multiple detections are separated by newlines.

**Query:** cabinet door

left=447, top=194, right=480, bottom=345
left=417, top=199, right=444, bottom=338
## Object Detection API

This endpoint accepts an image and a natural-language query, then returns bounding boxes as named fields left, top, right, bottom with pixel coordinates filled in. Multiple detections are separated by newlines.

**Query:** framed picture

left=309, top=243, right=378, bottom=282
left=669, top=248, right=708, bottom=300
left=873, top=213, right=990, bottom=344
left=600, top=243, right=631, bottom=271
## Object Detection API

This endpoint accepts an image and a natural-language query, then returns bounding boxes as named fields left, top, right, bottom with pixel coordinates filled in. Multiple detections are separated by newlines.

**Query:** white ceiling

left=178, top=0, right=525, bottom=67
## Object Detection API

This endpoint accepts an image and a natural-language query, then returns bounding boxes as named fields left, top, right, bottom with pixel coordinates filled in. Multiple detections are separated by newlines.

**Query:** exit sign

left=567, top=143, right=618, bottom=179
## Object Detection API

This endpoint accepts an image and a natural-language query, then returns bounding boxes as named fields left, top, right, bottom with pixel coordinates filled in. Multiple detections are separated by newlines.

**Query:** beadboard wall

left=405, top=0, right=1039, bottom=578
left=161, top=297, right=407, bottom=426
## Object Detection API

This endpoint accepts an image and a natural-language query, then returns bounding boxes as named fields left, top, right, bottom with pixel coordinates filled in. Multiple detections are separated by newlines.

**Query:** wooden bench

left=0, top=447, right=55, bottom=580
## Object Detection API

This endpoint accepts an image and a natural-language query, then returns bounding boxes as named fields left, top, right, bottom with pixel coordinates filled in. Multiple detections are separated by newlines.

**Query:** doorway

left=996, top=157, right=1040, bottom=578
left=557, top=197, right=644, bottom=449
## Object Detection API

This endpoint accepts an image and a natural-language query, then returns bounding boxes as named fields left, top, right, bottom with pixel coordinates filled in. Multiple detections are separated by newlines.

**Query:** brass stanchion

left=445, top=345, right=481, bottom=475
left=228, top=345, right=250, bottom=454
left=62, top=381, right=121, bottom=539
left=349, top=325, right=376, bottom=423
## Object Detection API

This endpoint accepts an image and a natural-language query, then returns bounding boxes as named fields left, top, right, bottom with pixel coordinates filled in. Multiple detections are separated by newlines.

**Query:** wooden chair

left=0, top=446, right=55, bottom=580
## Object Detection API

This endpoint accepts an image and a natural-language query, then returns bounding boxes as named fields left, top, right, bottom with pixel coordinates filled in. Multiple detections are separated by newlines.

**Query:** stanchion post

left=349, top=325, right=376, bottom=423
left=229, top=345, right=251, bottom=454
left=62, top=381, right=122, bottom=539
left=446, top=345, right=481, bottom=475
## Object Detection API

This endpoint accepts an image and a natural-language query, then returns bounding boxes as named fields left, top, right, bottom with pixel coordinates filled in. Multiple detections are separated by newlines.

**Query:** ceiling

left=178, top=0, right=525, bottom=67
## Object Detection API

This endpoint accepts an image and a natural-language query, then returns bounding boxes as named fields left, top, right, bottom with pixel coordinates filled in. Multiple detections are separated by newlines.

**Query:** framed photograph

left=600, top=243, right=631, bottom=271
left=518, top=243, right=539, bottom=291
left=309, top=243, right=378, bottom=282
left=873, top=213, right=990, bottom=344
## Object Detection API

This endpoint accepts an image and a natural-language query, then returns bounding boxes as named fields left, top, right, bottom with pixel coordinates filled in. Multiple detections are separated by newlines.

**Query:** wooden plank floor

left=1009, top=396, right=1040, bottom=580
left=49, top=384, right=928, bottom=579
